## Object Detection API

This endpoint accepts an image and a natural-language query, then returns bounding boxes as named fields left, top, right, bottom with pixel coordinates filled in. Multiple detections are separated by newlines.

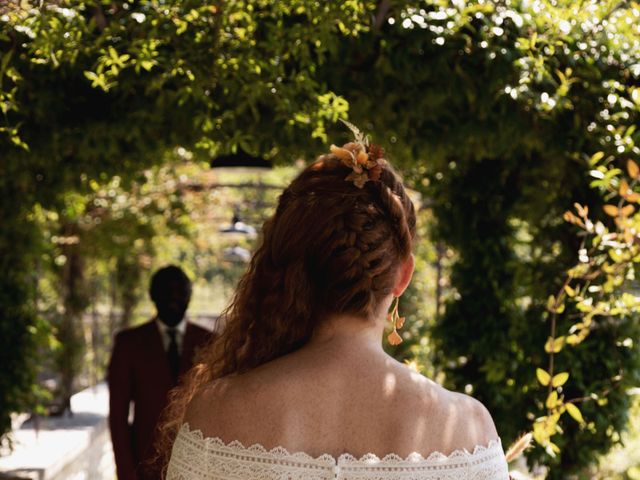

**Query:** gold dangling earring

left=387, top=296, right=405, bottom=346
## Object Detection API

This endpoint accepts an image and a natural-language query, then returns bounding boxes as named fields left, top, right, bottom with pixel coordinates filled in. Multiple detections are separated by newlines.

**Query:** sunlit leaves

left=564, top=210, right=584, bottom=227
left=546, top=294, right=565, bottom=314
left=545, top=336, right=566, bottom=353
left=546, top=391, right=560, bottom=409
left=603, top=204, right=636, bottom=218
left=565, top=403, right=585, bottom=424
left=552, top=372, right=569, bottom=388
left=604, top=204, right=619, bottom=217
left=131, top=39, right=160, bottom=74
left=533, top=414, right=562, bottom=457
left=104, top=46, right=131, bottom=75
left=1, top=0, right=366, bottom=155
left=539, top=143, right=640, bottom=461
left=537, top=368, right=551, bottom=386
left=589, top=151, right=606, bottom=166
left=0, top=124, right=28, bottom=150
left=83, top=71, right=114, bottom=92
left=621, top=205, right=636, bottom=217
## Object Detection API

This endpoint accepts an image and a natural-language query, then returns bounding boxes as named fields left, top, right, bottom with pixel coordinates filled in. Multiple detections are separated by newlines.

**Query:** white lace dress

left=166, top=423, right=510, bottom=480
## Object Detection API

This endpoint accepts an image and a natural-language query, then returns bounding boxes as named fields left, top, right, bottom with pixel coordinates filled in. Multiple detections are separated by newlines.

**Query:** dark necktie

left=167, top=328, right=180, bottom=384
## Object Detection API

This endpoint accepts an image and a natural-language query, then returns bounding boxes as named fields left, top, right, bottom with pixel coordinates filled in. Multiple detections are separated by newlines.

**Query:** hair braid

left=369, top=169, right=416, bottom=257
left=156, top=150, right=417, bottom=475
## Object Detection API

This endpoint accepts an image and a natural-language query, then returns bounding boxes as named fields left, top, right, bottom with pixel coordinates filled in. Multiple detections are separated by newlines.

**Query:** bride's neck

left=307, top=312, right=386, bottom=352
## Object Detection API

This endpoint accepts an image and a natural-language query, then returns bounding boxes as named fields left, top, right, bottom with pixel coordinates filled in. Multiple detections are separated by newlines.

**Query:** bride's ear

left=393, top=254, right=415, bottom=297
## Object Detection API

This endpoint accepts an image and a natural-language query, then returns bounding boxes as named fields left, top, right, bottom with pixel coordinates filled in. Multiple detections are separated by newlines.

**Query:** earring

left=387, top=296, right=405, bottom=346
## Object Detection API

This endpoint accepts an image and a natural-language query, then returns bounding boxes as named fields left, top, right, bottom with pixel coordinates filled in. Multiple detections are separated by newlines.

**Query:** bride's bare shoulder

left=414, top=374, right=499, bottom=450
left=182, top=376, right=245, bottom=434
left=449, top=389, right=499, bottom=437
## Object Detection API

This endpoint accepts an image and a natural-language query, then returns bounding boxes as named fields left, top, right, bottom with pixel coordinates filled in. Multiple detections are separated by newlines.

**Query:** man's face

left=153, top=280, right=191, bottom=327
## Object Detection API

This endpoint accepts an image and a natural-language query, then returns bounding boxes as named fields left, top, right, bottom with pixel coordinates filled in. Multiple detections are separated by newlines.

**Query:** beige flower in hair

left=330, top=121, right=387, bottom=189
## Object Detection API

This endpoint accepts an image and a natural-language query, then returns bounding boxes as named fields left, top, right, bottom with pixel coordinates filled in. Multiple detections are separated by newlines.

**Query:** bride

left=158, top=132, right=510, bottom=479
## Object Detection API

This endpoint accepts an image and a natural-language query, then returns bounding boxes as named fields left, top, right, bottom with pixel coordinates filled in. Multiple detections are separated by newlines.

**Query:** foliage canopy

left=2, top=0, right=640, bottom=475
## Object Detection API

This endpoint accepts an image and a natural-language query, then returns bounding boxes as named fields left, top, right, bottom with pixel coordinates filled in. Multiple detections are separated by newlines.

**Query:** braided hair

left=156, top=148, right=416, bottom=474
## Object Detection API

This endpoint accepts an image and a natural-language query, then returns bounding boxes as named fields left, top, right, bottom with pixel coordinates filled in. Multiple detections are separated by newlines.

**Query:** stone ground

left=0, top=383, right=115, bottom=480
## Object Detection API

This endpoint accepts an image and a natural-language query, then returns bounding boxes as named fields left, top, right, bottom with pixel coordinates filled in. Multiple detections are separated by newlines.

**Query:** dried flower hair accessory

left=329, top=119, right=387, bottom=188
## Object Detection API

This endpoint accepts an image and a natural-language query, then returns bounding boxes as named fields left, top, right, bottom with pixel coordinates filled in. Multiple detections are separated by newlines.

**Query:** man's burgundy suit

left=108, top=320, right=210, bottom=480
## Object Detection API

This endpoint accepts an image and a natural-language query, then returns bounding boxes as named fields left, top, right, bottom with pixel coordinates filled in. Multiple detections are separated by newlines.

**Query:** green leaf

left=0, top=49, right=13, bottom=77
left=84, top=71, right=111, bottom=91
left=552, top=372, right=569, bottom=387
left=566, top=403, right=584, bottom=424
left=546, top=441, right=560, bottom=457
left=545, top=336, right=566, bottom=353
left=546, top=295, right=556, bottom=312
left=537, top=368, right=551, bottom=386
left=140, top=60, right=155, bottom=71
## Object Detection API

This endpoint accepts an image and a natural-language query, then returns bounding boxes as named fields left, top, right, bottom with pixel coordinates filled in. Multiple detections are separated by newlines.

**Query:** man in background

left=108, top=265, right=211, bottom=480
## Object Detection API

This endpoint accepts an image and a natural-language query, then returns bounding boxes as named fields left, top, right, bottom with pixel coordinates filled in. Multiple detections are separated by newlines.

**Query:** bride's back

left=184, top=337, right=497, bottom=459
left=161, top=144, right=507, bottom=478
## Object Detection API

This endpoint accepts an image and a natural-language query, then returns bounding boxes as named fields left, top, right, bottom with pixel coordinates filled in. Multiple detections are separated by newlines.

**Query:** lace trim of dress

left=166, top=423, right=510, bottom=480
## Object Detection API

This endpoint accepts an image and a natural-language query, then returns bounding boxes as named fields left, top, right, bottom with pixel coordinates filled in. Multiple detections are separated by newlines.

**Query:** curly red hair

left=154, top=151, right=416, bottom=476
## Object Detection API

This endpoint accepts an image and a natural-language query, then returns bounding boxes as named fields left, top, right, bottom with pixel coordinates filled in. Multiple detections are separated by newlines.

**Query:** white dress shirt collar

left=156, top=316, right=187, bottom=335
left=156, top=316, right=187, bottom=352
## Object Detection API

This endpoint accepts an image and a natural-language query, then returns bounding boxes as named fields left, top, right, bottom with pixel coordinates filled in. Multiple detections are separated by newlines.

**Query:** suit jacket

left=108, top=320, right=211, bottom=480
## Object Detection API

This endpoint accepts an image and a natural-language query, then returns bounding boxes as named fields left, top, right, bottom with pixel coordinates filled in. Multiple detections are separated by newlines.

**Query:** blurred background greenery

left=1, top=0, right=640, bottom=477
